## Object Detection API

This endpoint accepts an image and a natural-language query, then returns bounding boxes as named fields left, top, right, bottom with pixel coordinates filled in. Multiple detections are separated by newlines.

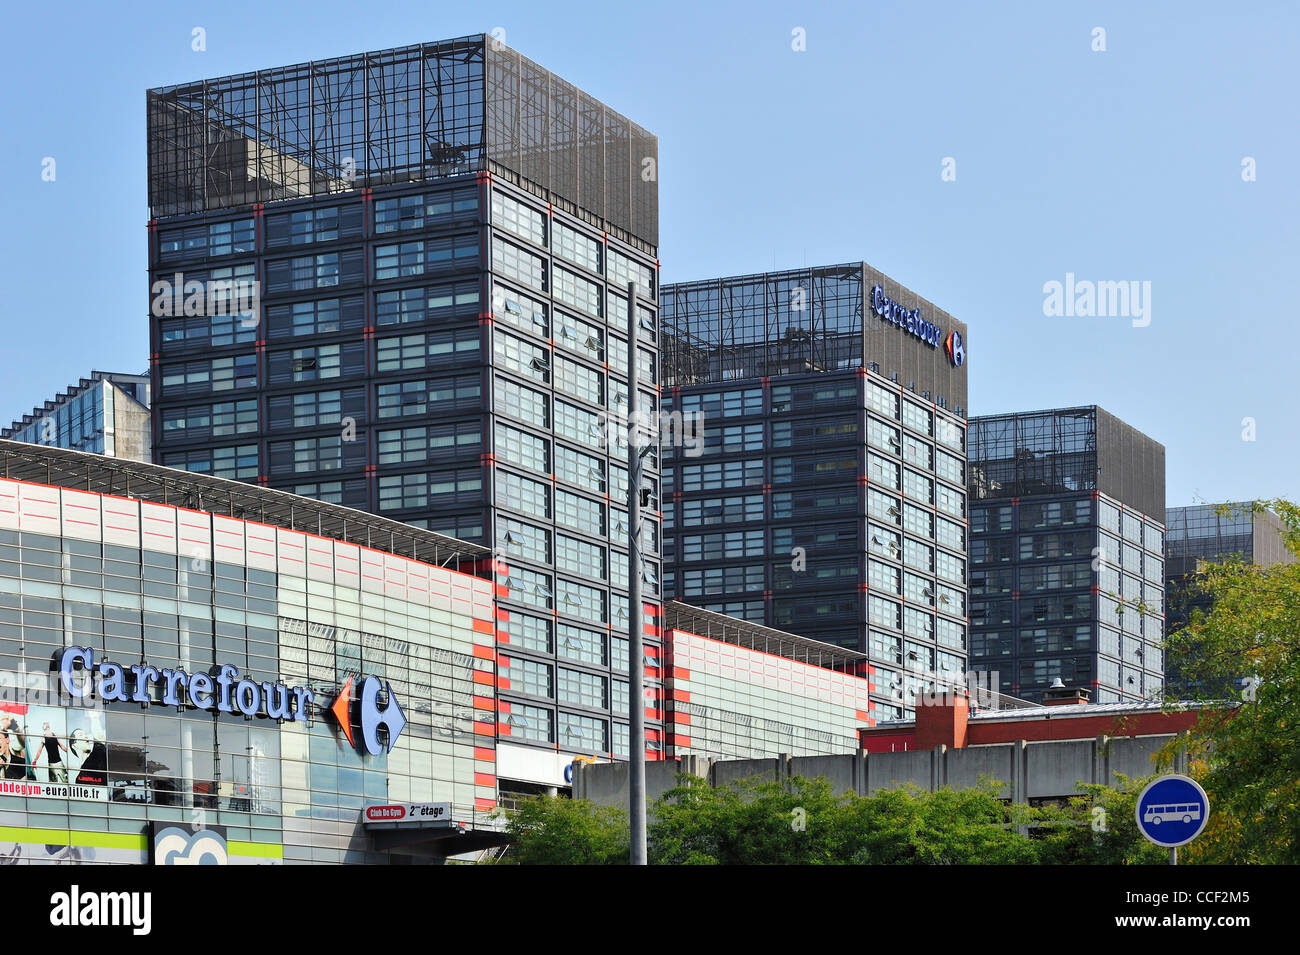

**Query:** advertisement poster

left=0, top=703, right=109, bottom=802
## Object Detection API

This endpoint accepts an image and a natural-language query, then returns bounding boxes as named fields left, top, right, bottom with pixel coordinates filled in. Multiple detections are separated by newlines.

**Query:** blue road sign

left=1134, top=775, right=1210, bottom=848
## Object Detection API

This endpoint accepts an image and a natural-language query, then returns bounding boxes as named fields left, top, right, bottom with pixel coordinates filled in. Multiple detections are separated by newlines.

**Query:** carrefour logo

left=945, top=329, right=965, bottom=367
left=330, top=674, right=407, bottom=756
left=871, top=285, right=942, bottom=347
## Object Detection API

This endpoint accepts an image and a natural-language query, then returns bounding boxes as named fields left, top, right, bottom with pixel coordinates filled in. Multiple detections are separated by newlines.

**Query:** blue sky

left=0, top=0, right=1294, bottom=509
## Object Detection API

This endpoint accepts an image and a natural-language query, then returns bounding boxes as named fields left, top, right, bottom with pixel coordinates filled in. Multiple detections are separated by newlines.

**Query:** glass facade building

left=0, top=442, right=496, bottom=864
left=145, top=36, right=665, bottom=776
left=3, top=371, right=151, bottom=462
left=1163, top=502, right=1295, bottom=697
left=661, top=264, right=970, bottom=723
left=967, top=407, right=1166, bottom=703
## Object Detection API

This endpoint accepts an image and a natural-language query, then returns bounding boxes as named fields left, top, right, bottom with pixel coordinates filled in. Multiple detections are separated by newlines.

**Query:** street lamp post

left=626, top=279, right=647, bottom=865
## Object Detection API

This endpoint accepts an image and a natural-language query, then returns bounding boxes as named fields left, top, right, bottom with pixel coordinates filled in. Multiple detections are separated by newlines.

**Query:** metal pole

left=626, top=279, right=647, bottom=865
left=1170, top=846, right=1177, bottom=866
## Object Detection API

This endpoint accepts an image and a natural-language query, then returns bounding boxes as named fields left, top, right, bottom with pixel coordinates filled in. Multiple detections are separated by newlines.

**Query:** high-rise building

left=146, top=36, right=664, bottom=769
left=661, top=263, right=970, bottom=723
left=967, top=406, right=1166, bottom=704
left=1163, top=502, right=1296, bottom=697
left=2, top=371, right=151, bottom=461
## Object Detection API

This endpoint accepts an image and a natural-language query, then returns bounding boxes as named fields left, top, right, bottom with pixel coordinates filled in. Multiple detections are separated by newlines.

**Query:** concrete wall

left=576, top=735, right=1184, bottom=807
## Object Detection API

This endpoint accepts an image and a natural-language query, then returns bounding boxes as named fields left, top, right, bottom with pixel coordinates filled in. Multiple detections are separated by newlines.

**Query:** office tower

left=661, top=263, right=970, bottom=722
left=1163, top=502, right=1296, bottom=697
left=2, top=371, right=151, bottom=461
left=146, top=36, right=663, bottom=769
left=967, top=406, right=1166, bottom=703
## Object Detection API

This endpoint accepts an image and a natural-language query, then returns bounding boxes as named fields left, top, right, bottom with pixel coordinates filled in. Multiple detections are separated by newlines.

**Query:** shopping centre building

left=0, top=441, right=501, bottom=864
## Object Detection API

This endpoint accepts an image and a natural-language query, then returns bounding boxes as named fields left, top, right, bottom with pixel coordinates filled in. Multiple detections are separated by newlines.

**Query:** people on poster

left=0, top=715, right=35, bottom=781
left=29, top=722, right=70, bottom=784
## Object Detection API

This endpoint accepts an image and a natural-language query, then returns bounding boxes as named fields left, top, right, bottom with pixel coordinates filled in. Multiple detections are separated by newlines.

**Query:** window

left=935, top=416, right=964, bottom=451
left=870, top=595, right=901, bottom=629
left=491, top=190, right=546, bottom=246
left=903, top=470, right=934, bottom=505
left=558, top=667, right=606, bottom=708
left=375, top=282, right=480, bottom=326
left=869, top=560, right=901, bottom=594
left=557, top=535, right=607, bottom=579
left=498, top=471, right=551, bottom=517
left=559, top=711, right=608, bottom=751
left=554, top=356, right=604, bottom=405
left=554, top=400, right=604, bottom=450
left=559, top=624, right=605, bottom=666
left=375, top=187, right=478, bottom=233
left=492, top=237, right=547, bottom=290
left=554, top=444, right=605, bottom=495
left=498, top=518, right=551, bottom=565
left=555, top=490, right=605, bottom=536
left=163, top=445, right=258, bottom=480
left=936, top=450, right=963, bottom=485
left=505, top=702, right=553, bottom=743
left=558, top=579, right=606, bottom=624
left=902, top=434, right=933, bottom=471
left=936, top=518, right=965, bottom=551
left=903, top=400, right=932, bottom=436
left=867, top=381, right=899, bottom=418
left=553, top=221, right=602, bottom=273
left=554, top=312, right=604, bottom=363
left=376, top=422, right=481, bottom=465
left=375, top=235, right=477, bottom=278
left=496, top=378, right=549, bottom=428
left=503, top=656, right=553, bottom=698
left=607, top=247, right=655, bottom=299
left=868, top=453, right=900, bottom=489
left=554, top=266, right=603, bottom=317
left=503, top=566, right=554, bottom=610
left=377, top=469, right=481, bottom=511
left=496, top=425, right=549, bottom=473
left=494, top=331, right=550, bottom=383
left=493, top=285, right=549, bottom=337
left=377, top=329, right=479, bottom=372
left=376, top=375, right=479, bottom=418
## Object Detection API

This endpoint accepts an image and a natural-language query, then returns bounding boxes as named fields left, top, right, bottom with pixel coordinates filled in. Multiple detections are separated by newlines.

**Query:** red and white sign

left=363, top=802, right=451, bottom=825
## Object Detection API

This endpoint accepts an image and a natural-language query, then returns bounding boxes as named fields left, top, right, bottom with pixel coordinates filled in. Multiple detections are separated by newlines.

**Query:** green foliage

left=1032, top=776, right=1169, bottom=865
left=495, top=774, right=1167, bottom=864
left=649, top=775, right=845, bottom=865
left=1162, top=498, right=1300, bottom=864
left=497, top=794, right=629, bottom=865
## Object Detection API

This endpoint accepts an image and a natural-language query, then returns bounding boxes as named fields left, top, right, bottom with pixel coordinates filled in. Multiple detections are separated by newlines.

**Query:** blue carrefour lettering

left=871, top=284, right=943, bottom=349
left=56, top=646, right=310, bottom=723
left=58, top=647, right=93, bottom=698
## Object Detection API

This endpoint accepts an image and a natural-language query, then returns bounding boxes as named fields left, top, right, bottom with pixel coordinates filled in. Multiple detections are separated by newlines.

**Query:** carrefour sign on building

left=871, top=284, right=942, bottom=348
left=58, top=647, right=315, bottom=722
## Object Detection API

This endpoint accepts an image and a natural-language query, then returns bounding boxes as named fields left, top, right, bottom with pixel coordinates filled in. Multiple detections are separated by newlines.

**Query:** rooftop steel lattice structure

left=147, top=35, right=659, bottom=250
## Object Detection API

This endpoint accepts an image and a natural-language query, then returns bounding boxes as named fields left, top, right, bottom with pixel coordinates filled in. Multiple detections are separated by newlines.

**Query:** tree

left=497, top=795, right=629, bottom=865
left=649, top=774, right=846, bottom=865
left=494, top=775, right=1167, bottom=864
left=1162, top=498, right=1300, bottom=864
left=1033, top=777, right=1170, bottom=865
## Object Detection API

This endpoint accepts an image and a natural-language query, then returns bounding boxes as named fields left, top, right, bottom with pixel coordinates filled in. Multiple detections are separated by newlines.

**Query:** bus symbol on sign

left=1134, top=775, right=1210, bottom=848
left=1143, top=803, right=1201, bottom=826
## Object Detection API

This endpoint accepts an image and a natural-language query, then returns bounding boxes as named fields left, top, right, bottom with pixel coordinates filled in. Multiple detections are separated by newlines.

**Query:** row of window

left=158, top=190, right=480, bottom=263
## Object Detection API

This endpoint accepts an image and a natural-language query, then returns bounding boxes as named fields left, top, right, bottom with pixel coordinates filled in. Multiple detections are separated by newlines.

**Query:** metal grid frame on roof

left=0, top=439, right=490, bottom=572
left=662, top=599, right=868, bottom=670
